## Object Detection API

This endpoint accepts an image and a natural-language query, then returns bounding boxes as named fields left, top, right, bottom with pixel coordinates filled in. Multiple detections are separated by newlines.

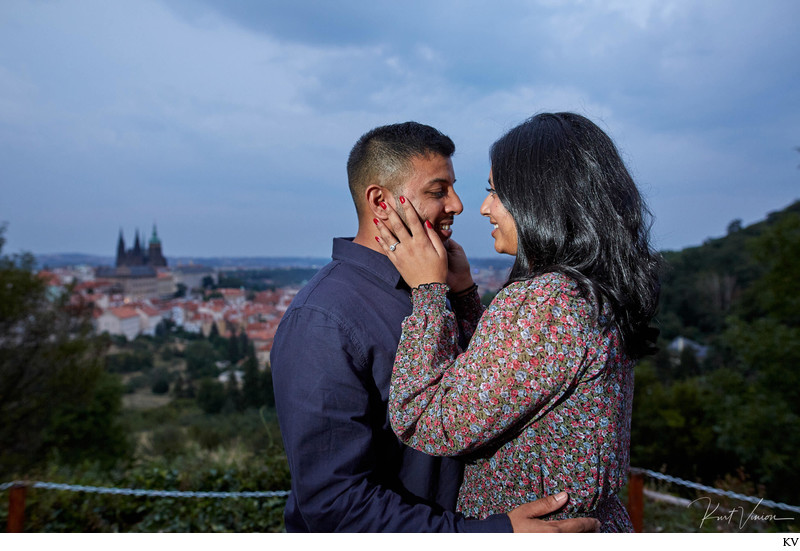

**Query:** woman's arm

left=389, top=274, right=601, bottom=456
left=449, top=284, right=485, bottom=348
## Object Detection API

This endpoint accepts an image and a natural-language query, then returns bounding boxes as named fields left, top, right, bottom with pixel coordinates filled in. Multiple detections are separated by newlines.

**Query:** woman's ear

left=365, top=185, right=391, bottom=219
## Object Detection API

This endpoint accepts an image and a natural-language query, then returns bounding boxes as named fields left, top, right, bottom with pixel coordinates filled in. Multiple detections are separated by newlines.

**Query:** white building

left=95, top=304, right=163, bottom=340
left=96, top=306, right=141, bottom=341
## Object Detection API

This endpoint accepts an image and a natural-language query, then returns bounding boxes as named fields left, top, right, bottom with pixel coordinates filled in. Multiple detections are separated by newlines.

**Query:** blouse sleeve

left=389, top=274, right=600, bottom=456
left=449, top=285, right=485, bottom=348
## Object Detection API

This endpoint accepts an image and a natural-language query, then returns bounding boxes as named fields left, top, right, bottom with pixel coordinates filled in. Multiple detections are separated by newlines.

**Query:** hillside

left=631, top=199, right=800, bottom=507
left=657, top=199, right=800, bottom=341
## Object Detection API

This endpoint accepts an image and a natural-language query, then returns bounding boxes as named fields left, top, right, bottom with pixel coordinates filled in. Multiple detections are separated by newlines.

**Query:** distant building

left=173, top=264, right=217, bottom=292
left=95, top=304, right=164, bottom=340
left=116, top=226, right=167, bottom=268
left=95, top=225, right=175, bottom=300
left=668, top=336, right=710, bottom=362
left=96, top=306, right=141, bottom=341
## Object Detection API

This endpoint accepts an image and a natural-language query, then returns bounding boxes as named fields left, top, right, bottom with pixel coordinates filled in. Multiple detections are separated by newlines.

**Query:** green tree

left=106, top=349, right=154, bottom=373
left=227, top=331, right=241, bottom=364
left=196, top=378, right=225, bottom=414
left=173, top=282, right=187, bottom=298
left=241, top=351, right=262, bottom=409
left=261, top=368, right=276, bottom=408
left=630, top=362, right=734, bottom=484
left=44, top=371, right=129, bottom=466
left=184, top=340, right=219, bottom=378
left=675, top=346, right=700, bottom=379
left=631, top=202, right=800, bottom=504
left=744, top=212, right=800, bottom=326
left=172, top=374, right=195, bottom=399
left=0, top=224, right=129, bottom=475
left=150, top=367, right=171, bottom=395
left=223, top=371, right=243, bottom=413
left=238, top=331, right=250, bottom=360
left=712, top=317, right=800, bottom=502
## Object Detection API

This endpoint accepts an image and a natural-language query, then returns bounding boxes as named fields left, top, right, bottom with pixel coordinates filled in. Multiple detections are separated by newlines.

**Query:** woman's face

left=480, top=169, right=518, bottom=256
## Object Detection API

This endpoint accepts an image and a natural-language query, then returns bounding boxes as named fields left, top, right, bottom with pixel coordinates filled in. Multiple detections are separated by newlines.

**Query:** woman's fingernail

left=399, top=196, right=406, bottom=204
left=373, top=218, right=379, bottom=225
left=425, top=220, right=433, bottom=229
left=375, top=236, right=380, bottom=243
left=380, top=201, right=387, bottom=209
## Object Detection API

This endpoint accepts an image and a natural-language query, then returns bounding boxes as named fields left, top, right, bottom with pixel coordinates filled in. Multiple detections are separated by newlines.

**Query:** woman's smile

left=480, top=170, right=517, bottom=256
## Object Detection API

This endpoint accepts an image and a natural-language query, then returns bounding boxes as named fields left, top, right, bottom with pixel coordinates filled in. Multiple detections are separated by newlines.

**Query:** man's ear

left=365, top=185, right=391, bottom=219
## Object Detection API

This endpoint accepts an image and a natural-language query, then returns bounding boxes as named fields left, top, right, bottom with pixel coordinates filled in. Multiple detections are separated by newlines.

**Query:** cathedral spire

left=150, top=223, right=161, bottom=245
left=116, top=229, right=126, bottom=267
left=148, top=223, right=167, bottom=267
left=115, top=225, right=167, bottom=268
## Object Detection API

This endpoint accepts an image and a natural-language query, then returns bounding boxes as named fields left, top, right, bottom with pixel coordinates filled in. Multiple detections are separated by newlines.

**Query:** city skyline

left=27, top=197, right=800, bottom=266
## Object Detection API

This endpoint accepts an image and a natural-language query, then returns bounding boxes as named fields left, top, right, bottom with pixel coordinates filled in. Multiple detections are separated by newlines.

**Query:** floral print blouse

left=388, top=273, right=634, bottom=532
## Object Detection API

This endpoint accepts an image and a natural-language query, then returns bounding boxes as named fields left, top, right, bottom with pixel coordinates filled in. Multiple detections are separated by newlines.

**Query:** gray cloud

left=0, top=0, right=798, bottom=258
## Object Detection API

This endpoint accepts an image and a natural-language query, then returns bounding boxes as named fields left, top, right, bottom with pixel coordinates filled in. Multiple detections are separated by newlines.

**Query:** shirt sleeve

left=271, top=305, right=512, bottom=532
left=389, top=277, right=600, bottom=457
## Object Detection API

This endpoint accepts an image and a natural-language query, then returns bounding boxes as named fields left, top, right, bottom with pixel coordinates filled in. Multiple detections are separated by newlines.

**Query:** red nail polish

left=425, top=220, right=433, bottom=229
left=399, top=196, right=406, bottom=204
left=373, top=218, right=379, bottom=225
left=380, top=202, right=387, bottom=209
left=375, top=236, right=380, bottom=242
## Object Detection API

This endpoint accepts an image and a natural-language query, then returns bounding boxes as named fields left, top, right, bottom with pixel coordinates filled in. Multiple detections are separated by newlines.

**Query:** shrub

left=151, top=379, right=169, bottom=395
left=197, top=379, right=225, bottom=415
left=144, top=426, right=187, bottom=459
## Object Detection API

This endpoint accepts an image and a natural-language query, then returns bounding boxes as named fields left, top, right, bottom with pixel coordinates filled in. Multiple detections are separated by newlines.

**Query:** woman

left=374, top=112, right=660, bottom=532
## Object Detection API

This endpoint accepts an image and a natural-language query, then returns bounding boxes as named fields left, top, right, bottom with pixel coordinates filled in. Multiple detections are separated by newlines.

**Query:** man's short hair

left=347, top=122, right=455, bottom=216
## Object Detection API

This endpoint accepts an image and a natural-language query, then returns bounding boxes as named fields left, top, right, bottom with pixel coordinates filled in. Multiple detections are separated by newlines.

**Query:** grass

left=122, top=389, right=172, bottom=410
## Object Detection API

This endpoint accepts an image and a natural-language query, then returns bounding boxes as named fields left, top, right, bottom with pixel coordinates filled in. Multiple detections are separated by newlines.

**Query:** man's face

left=391, top=154, right=462, bottom=243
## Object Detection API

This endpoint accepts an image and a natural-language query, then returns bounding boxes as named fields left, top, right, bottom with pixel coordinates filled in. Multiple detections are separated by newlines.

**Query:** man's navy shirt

left=271, top=238, right=510, bottom=532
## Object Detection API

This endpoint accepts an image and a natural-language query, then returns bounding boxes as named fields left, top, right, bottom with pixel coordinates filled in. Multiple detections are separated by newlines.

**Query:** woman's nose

left=480, top=194, right=491, bottom=216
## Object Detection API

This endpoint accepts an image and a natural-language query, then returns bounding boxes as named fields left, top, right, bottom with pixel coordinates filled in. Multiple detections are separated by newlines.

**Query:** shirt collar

left=331, top=237, right=407, bottom=290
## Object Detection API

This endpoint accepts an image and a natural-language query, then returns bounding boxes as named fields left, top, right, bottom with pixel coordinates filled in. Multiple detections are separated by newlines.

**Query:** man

left=271, top=122, right=599, bottom=532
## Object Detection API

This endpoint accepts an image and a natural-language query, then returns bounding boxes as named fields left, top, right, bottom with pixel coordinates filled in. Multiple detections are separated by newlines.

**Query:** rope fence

left=630, top=467, right=800, bottom=515
left=0, top=480, right=290, bottom=532
left=0, top=480, right=289, bottom=499
left=3, top=468, right=798, bottom=532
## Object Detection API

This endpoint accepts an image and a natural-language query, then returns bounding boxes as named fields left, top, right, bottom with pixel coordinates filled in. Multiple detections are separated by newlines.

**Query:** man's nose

left=446, top=190, right=463, bottom=215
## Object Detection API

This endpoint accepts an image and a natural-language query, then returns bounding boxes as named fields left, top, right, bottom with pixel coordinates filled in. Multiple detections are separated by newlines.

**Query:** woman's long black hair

left=491, top=112, right=661, bottom=358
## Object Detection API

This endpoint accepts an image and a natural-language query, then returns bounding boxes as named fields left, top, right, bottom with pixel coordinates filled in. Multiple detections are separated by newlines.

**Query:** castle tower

left=114, top=226, right=168, bottom=268
left=148, top=224, right=167, bottom=267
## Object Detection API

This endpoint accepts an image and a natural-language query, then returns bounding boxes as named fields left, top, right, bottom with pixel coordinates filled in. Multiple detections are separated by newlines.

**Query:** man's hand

left=444, top=239, right=474, bottom=293
left=507, top=492, right=600, bottom=533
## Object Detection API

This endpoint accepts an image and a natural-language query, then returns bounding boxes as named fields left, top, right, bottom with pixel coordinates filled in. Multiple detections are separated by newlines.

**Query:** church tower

left=113, top=227, right=169, bottom=268
left=148, top=225, right=167, bottom=267
left=131, top=230, right=144, bottom=266
left=116, top=229, right=126, bottom=267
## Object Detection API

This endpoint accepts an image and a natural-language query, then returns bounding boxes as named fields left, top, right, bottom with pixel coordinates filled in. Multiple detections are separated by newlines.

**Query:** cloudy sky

left=1, top=0, right=798, bottom=259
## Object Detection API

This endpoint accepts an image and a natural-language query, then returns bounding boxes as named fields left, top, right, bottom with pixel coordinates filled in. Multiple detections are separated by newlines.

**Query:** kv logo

left=785, top=538, right=799, bottom=547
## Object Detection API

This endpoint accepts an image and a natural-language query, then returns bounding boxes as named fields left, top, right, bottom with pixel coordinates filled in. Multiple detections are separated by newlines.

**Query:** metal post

left=7, top=483, right=27, bottom=532
left=628, top=470, right=644, bottom=533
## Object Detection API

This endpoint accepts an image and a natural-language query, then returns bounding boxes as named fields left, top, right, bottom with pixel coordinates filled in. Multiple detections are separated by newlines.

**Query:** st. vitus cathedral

left=116, top=226, right=167, bottom=268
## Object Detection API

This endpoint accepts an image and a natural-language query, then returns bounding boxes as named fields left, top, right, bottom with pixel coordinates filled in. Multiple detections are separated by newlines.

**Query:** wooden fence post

left=7, top=483, right=27, bottom=533
left=628, top=470, right=644, bottom=533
